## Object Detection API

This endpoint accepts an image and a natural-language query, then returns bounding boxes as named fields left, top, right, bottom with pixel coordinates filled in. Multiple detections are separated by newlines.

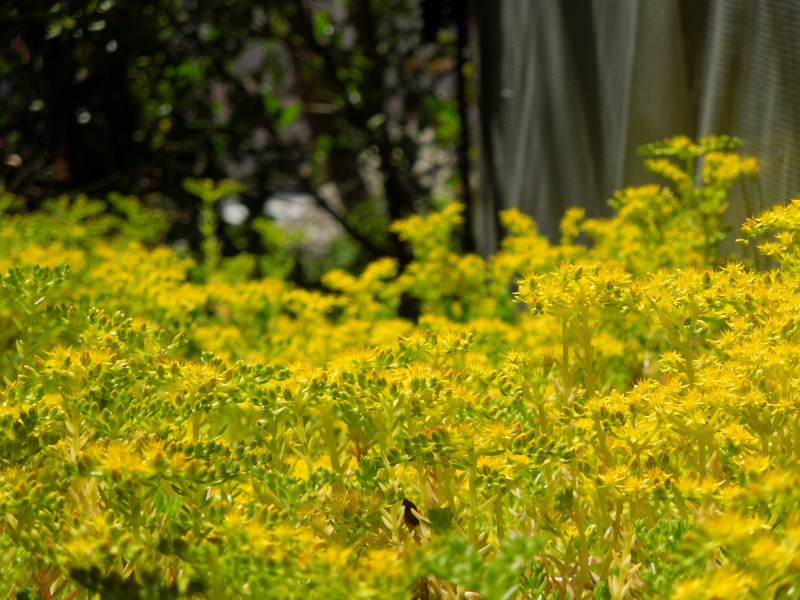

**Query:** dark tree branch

left=305, top=186, right=387, bottom=259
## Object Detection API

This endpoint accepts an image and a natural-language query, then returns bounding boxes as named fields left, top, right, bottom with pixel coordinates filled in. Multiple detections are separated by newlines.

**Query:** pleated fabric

left=476, top=0, right=800, bottom=258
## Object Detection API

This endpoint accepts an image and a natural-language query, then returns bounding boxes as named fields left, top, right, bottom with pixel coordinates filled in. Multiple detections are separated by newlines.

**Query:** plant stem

left=561, top=315, right=571, bottom=405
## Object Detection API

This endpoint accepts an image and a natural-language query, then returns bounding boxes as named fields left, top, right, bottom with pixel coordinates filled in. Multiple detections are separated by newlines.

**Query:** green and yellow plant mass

left=3, top=137, right=800, bottom=598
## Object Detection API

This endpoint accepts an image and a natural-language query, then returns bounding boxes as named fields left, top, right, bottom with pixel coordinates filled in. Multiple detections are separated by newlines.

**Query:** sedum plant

left=3, top=138, right=800, bottom=599
left=739, top=194, right=800, bottom=271
left=564, top=136, right=758, bottom=274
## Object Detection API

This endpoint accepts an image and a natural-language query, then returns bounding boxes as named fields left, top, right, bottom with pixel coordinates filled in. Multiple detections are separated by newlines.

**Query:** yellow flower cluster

left=1, top=137, right=798, bottom=598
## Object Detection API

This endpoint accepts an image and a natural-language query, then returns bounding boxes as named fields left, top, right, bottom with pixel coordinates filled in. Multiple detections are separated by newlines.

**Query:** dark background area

left=1, top=0, right=472, bottom=278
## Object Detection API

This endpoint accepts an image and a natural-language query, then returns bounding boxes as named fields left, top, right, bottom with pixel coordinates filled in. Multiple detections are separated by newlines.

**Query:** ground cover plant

left=2, top=136, right=800, bottom=598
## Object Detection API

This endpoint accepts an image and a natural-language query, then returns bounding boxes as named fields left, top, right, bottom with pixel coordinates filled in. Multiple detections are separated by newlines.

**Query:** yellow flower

left=597, top=465, right=628, bottom=488
left=714, top=484, right=745, bottom=504
left=97, top=441, right=152, bottom=476
left=672, top=566, right=757, bottom=600
left=736, top=453, right=773, bottom=477
left=361, top=548, right=405, bottom=579
left=621, top=474, right=652, bottom=497
left=748, top=536, right=794, bottom=570
left=705, top=567, right=758, bottom=600
left=702, top=512, right=765, bottom=546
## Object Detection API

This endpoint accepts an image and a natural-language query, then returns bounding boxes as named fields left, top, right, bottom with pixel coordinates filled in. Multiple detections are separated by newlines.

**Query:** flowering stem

left=680, top=339, right=696, bottom=385
left=493, top=495, right=505, bottom=542
left=467, top=450, right=478, bottom=544
left=561, top=315, right=571, bottom=405
left=319, top=404, right=342, bottom=474
left=593, top=417, right=614, bottom=465
left=570, top=491, right=592, bottom=590
left=579, top=316, right=595, bottom=398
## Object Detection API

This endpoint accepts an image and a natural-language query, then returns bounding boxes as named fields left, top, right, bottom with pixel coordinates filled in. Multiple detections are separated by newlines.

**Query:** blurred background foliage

left=0, top=0, right=470, bottom=281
